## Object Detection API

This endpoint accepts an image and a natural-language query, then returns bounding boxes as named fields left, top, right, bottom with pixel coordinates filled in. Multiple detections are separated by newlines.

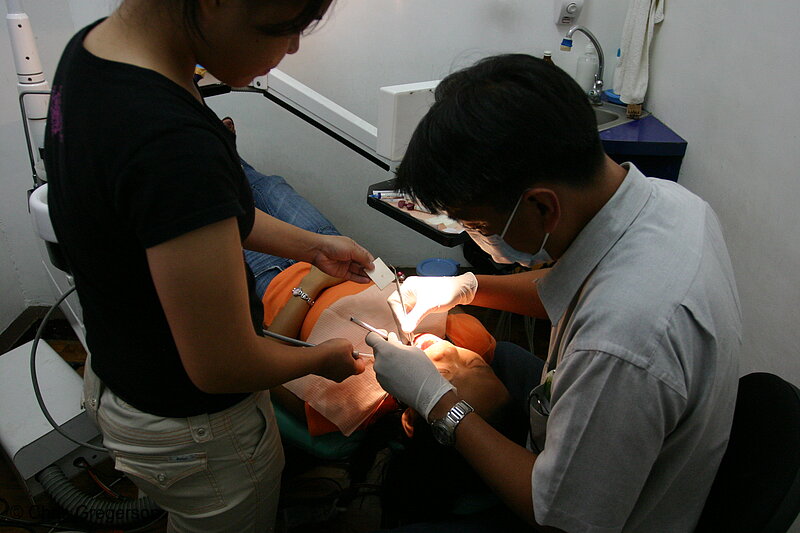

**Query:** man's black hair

left=396, top=53, right=605, bottom=214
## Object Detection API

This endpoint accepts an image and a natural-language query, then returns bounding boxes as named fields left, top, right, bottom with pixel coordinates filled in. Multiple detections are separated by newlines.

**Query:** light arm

left=265, top=265, right=345, bottom=420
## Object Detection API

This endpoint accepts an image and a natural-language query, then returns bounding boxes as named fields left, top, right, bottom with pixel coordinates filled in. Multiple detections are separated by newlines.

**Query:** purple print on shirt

left=49, top=85, right=63, bottom=142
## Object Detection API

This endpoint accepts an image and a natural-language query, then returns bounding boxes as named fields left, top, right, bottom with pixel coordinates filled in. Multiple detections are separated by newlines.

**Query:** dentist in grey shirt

left=367, top=54, right=741, bottom=533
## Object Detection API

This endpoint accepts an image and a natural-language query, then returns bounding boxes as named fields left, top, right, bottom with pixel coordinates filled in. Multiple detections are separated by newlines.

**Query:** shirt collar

left=537, top=163, right=652, bottom=324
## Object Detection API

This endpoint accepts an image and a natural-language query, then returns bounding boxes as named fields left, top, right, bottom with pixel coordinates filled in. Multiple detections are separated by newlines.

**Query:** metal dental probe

left=349, top=316, right=389, bottom=341
left=389, top=265, right=413, bottom=345
left=263, top=329, right=374, bottom=359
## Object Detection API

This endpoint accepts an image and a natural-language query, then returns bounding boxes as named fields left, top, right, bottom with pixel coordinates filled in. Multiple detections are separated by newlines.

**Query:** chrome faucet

left=561, top=25, right=605, bottom=106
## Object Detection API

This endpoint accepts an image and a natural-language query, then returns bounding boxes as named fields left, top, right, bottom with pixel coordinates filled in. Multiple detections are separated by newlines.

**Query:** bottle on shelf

left=574, top=44, right=599, bottom=93
left=604, top=48, right=624, bottom=105
left=609, top=48, right=621, bottom=91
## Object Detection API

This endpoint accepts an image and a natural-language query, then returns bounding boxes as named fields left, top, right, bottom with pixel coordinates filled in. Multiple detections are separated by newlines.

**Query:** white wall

left=643, top=0, right=800, bottom=390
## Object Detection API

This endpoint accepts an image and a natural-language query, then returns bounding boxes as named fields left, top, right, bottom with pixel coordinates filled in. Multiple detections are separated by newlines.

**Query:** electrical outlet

left=555, top=0, right=584, bottom=25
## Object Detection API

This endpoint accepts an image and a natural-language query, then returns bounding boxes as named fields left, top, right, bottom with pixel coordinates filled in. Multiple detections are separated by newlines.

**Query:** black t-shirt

left=44, top=21, right=263, bottom=417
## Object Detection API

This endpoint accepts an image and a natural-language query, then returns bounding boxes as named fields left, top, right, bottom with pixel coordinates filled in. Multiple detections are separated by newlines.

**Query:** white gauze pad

left=366, top=257, right=395, bottom=290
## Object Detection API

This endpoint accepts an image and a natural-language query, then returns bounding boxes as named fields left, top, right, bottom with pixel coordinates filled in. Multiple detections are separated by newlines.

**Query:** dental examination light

left=228, top=72, right=463, bottom=245
left=200, top=67, right=463, bottom=245
left=209, top=71, right=439, bottom=173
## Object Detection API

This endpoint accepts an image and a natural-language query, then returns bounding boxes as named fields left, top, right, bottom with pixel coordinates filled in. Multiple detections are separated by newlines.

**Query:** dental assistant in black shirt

left=44, top=1, right=372, bottom=531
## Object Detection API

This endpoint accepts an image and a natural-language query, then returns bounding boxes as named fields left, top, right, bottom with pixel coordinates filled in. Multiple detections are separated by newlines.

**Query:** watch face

left=432, top=421, right=453, bottom=446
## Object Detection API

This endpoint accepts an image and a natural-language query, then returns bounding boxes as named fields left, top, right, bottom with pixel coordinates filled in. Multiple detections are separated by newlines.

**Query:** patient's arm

left=267, top=266, right=343, bottom=338
left=267, top=266, right=344, bottom=420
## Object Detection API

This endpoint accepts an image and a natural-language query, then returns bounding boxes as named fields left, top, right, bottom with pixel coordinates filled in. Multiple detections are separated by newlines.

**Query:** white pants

left=83, top=355, right=284, bottom=533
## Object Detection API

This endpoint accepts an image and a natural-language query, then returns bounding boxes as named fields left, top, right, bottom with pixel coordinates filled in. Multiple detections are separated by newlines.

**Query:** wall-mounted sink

left=594, top=102, right=649, bottom=132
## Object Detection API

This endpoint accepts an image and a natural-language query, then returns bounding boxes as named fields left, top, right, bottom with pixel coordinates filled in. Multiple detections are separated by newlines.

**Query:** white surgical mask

left=465, top=193, right=551, bottom=268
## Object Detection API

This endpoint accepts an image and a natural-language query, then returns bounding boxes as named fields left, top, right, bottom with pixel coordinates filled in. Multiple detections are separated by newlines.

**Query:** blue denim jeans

left=491, top=341, right=545, bottom=421
left=241, top=159, right=340, bottom=298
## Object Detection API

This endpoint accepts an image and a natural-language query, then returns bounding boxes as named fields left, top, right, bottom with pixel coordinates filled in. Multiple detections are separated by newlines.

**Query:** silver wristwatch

left=431, top=400, right=474, bottom=446
left=291, top=287, right=315, bottom=306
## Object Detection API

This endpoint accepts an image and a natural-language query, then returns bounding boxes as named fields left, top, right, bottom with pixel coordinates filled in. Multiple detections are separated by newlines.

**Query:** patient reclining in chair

left=262, top=262, right=504, bottom=437
left=236, top=145, right=509, bottom=440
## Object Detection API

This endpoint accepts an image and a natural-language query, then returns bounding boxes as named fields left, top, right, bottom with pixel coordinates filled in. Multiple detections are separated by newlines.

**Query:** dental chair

left=273, top=403, right=368, bottom=461
left=695, top=372, right=800, bottom=533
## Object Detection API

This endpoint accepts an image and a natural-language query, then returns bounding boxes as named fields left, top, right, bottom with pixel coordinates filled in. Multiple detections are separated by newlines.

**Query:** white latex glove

left=366, top=331, right=455, bottom=420
left=388, top=272, right=478, bottom=333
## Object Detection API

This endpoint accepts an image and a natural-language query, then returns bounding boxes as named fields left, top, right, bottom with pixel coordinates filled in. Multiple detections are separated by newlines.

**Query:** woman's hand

left=313, top=338, right=366, bottom=382
left=310, top=235, right=374, bottom=283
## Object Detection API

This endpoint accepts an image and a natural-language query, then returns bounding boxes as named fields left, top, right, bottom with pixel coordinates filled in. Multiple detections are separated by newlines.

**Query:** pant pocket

left=81, top=355, right=103, bottom=427
left=114, top=452, right=225, bottom=514
left=232, top=397, right=281, bottom=464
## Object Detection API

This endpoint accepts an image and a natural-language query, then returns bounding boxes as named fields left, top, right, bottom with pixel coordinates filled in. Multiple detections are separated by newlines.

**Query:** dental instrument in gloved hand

left=387, top=272, right=478, bottom=334
left=263, top=329, right=373, bottom=359
left=389, top=265, right=413, bottom=345
left=349, top=316, right=388, bottom=340
left=365, top=331, right=455, bottom=420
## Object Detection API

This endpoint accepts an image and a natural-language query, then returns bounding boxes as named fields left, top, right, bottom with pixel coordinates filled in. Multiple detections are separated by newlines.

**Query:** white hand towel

left=613, top=0, right=665, bottom=105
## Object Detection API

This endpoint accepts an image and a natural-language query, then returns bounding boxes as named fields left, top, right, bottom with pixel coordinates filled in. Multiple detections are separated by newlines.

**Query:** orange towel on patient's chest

left=262, top=262, right=495, bottom=435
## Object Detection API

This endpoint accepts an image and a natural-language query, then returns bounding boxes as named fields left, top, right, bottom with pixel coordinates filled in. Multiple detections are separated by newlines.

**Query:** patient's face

left=414, top=334, right=510, bottom=419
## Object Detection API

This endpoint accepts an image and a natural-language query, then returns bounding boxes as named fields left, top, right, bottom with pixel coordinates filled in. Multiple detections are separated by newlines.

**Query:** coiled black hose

left=37, top=465, right=162, bottom=527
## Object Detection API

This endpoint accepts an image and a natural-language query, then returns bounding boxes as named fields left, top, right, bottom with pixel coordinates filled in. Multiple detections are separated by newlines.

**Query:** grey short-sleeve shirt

left=533, top=163, right=741, bottom=533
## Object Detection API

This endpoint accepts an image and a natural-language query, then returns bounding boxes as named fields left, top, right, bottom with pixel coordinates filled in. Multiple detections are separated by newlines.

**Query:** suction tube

left=37, top=465, right=162, bottom=527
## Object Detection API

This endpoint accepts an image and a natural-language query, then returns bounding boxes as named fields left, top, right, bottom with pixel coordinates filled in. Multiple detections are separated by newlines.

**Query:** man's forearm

left=429, top=392, right=563, bottom=532
left=429, top=392, right=537, bottom=524
left=471, top=270, right=549, bottom=318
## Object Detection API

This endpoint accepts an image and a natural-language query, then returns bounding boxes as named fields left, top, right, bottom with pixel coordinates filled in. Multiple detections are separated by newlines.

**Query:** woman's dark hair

left=180, top=0, right=329, bottom=38
left=397, top=53, right=605, bottom=214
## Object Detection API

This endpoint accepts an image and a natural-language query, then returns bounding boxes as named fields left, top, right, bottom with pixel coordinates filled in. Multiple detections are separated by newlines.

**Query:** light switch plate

left=555, top=0, right=583, bottom=25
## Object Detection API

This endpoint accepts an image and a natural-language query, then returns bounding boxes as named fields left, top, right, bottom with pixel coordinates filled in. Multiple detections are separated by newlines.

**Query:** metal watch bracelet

left=431, top=399, right=474, bottom=446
